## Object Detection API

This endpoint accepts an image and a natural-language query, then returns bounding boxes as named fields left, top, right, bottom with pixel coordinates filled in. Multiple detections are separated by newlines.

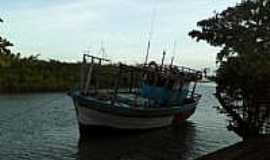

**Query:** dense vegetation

left=0, top=19, right=132, bottom=93
left=0, top=19, right=81, bottom=93
left=189, top=0, right=270, bottom=136
left=0, top=56, right=81, bottom=93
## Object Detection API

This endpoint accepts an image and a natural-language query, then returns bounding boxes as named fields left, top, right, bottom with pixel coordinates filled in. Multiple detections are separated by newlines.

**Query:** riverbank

left=196, top=136, right=270, bottom=160
left=0, top=87, right=73, bottom=94
left=0, top=56, right=81, bottom=93
left=0, top=52, right=129, bottom=94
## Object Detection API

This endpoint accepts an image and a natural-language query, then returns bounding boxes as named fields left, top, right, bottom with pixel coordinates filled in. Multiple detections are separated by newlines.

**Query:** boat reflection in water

left=77, top=122, right=196, bottom=160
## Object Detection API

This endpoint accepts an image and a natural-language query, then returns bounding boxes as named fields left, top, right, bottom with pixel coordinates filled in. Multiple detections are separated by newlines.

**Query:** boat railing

left=143, top=64, right=202, bottom=81
left=80, top=54, right=112, bottom=94
left=80, top=55, right=143, bottom=104
left=79, top=54, right=201, bottom=108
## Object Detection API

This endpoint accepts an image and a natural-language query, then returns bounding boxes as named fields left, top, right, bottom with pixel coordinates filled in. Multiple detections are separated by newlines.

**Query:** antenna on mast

left=144, top=5, right=157, bottom=66
left=98, top=41, right=106, bottom=58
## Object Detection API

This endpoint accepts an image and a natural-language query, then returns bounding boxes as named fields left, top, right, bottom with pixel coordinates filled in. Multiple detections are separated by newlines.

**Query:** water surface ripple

left=0, top=83, right=241, bottom=160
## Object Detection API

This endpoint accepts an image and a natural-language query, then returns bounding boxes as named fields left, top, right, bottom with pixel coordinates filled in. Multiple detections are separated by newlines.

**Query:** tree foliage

left=189, top=0, right=270, bottom=135
left=0, top=18, right=81, bottom=93
left=189, top=0, right=270, bottom=94
left=0, top=18, right=120, bottom=93
left=0, top=18, right=14, bottom=67
left=190, top=0, right=270, bottom=62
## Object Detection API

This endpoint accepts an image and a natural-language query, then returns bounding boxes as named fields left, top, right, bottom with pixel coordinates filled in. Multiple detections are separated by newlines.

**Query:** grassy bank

left=0, top=53, right=82, bottom=93
left=0, top=52, right=130, bottom=93
left=0, top=18, right=84, bottom=93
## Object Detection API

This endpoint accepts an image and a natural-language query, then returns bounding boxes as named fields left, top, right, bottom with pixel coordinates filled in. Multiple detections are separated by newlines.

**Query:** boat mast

left=99, top=41, right=106, bottom=58
left=144, top=40, right=151, bottom=66
left=170, top=40, right=176, bottom=66
left=144, top=6, right=156, bottom=66
left=161, top=50, right=166, bottom=68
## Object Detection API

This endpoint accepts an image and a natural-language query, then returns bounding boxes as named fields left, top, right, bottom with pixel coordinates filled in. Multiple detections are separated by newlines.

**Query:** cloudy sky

left=0, top=0, right=239, bottom=69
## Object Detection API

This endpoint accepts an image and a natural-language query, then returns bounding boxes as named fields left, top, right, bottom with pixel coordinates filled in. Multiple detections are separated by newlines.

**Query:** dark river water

left=0, top=83, right=241, bottom=160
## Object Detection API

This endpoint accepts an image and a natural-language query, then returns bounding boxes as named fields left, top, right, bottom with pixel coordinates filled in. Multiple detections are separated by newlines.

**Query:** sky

left=0, top=0, right=239, bottom=70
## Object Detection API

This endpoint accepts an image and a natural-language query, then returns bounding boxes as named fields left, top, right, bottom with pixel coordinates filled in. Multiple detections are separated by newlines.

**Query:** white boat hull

left=73, top=101, right=197, bottom=131
left=77, top=105, right=174, bottom=129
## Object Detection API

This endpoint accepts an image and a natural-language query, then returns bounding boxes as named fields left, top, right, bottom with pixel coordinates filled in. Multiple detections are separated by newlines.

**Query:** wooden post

left=133, top=71, right=139, bottom=107
left=112, top=64, right=122, bottom=105
left=144, top=40, right=151, bottom=66
left=80, top=55, right=86, bottom=91
left=191, top=81, right=197, bottom=98
left=94, top=59, right=102, bottom=94
left=84, top=58, right=94, bottom=94
left=129, top=71, right=134, bottom=93
left=161, top=50, right=166, bottom=69
left=170, top=56, right=175, bottom=66
left=80, top=54, right=110, bottom=94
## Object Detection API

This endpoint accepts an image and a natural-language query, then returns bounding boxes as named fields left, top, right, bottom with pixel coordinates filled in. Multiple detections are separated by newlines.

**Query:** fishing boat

left=69, top=53, right=202, bottom=136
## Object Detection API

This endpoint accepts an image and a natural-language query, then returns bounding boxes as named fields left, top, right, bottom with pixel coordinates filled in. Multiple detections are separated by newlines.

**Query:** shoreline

left=0, top=89, right=69, bottom=95
left=196, top=136, right=270, bottom=160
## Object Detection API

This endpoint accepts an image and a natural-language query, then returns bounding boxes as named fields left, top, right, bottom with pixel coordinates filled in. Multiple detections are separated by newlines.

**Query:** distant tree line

left=0, top=18, right=130, bottom=93
left=0, top=18, right=81, bottom=93
left=0, top=55, right=82, bottom=93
